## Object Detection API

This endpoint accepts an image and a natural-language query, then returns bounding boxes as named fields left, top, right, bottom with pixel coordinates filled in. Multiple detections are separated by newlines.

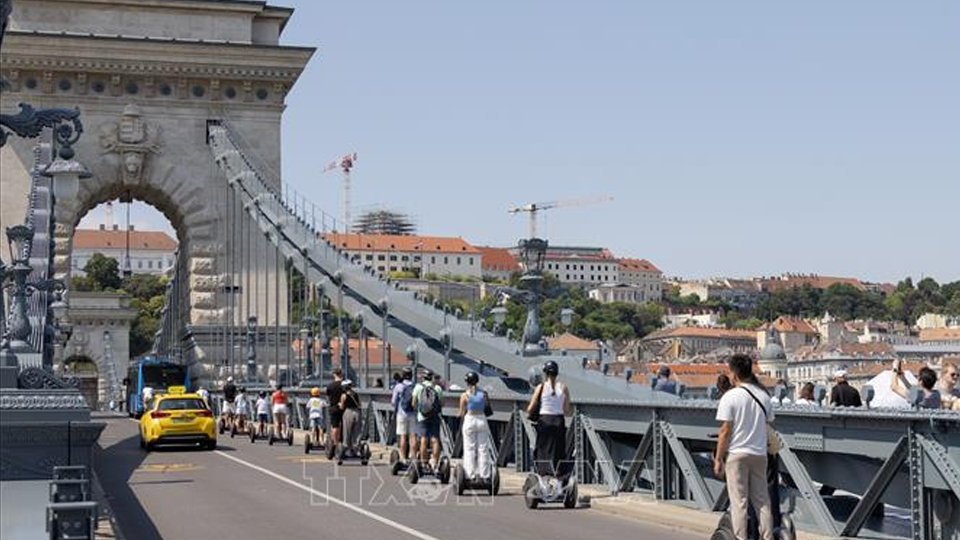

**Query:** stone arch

left=50, top=105, right=226, bottom=328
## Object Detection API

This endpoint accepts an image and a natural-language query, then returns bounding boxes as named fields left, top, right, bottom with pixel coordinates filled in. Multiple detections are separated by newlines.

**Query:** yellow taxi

left=139, top=387, right=217, bottom=451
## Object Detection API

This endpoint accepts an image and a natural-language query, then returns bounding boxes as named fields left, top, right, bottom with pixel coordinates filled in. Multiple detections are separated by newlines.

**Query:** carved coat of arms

left=99, top=104, right=162, bottom=184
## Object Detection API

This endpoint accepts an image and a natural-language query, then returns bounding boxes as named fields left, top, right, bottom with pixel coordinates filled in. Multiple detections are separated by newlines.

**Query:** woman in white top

left=526, top=361, right=572, bottom=479
left=794, top=382, right=817, bottom=406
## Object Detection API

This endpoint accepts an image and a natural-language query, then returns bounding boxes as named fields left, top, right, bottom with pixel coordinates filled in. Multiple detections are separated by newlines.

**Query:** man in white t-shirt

left=714, top=354, right=774, bottom=540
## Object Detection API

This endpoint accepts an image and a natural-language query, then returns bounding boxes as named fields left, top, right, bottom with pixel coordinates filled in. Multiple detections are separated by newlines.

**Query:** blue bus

left=125, top=357, right=190, bottom=417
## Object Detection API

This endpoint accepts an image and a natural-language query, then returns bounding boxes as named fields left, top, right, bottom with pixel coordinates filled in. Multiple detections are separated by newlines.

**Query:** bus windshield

left=142, top=364, right=186, bottom=390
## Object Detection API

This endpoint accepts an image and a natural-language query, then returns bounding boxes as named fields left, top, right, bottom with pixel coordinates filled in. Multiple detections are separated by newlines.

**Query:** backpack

left=399, top=383, right=416, bottom=414
left=418, top=385, right=441, bottom=419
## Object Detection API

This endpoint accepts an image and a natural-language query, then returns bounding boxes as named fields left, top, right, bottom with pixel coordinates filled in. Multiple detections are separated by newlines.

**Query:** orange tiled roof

left=477, top=247, right=520, bottom=272
left=644, top=326, right=756, bottom=341
left=547, top=332, right=597, bottom=351
left=324, top=233, right=480, bottom=254
left=618, top=258, right=662, bottom=274
left=73, top=228, right=177, bottom=251
left=762, top=316, right=818, bottom=335
left=919, top=328, right=960, bottom=342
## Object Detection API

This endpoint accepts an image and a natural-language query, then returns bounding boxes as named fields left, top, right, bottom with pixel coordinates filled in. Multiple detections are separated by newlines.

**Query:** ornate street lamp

left=5, top=225, right=35, bottom=352
left=300, top=315, right=318, bottom=380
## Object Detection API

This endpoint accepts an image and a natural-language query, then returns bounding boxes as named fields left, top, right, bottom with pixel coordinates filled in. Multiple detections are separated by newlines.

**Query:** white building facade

left=72, top=226, right=177, bottom=276
left=325, top=233, right=482, bottom=278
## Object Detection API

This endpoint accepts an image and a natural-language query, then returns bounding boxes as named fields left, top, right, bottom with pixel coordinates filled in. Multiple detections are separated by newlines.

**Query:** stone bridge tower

left=0, top=0, right=314, bottom=383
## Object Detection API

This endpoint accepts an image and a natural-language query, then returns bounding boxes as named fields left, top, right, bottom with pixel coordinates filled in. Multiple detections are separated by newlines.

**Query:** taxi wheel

left=206, top=440, right=217, bottom=451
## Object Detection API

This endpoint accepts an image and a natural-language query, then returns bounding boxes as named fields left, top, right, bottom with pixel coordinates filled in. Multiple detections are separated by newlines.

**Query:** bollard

left=53, top=465, right=88, bottom=481
left=47, top=501, right=98, bottom=540
left=49, top=479, right=90, bottom=503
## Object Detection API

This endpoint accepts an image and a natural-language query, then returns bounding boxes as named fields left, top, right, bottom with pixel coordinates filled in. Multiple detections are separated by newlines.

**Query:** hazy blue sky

left=81, top=0, right=960, bottom=283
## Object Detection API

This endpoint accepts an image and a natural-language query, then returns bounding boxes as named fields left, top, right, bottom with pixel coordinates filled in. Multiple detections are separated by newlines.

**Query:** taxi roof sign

left=168, top=386, right=186, bottom=395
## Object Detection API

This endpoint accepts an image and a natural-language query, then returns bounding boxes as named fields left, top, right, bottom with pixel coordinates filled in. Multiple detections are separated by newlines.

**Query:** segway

left=407, top=455, right=451, bottom=485
left=335, top=440, right=372, bottom=466
left=523, top=470, right=577, bottom=509
left=230, top=417, right=250, bottom=439
left=389, top=448, right=414, bottom=476
left=267, top=425, right=294, bottom=446
left=454, top=462, right=500, bottom=496
left=710, top=511, right=795, bottom=540
left=249, top=425, right=268, bottom=443
left=304, top=432, right=326, bottom=454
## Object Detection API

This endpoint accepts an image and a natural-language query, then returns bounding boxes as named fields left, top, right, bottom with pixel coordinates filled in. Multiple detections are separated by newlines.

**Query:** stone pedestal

left=0, top=389, right=105, bottom=481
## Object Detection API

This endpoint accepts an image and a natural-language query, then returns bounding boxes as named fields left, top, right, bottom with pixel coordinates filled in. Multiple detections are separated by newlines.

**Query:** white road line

left=214, top=450, right=445, bottom=540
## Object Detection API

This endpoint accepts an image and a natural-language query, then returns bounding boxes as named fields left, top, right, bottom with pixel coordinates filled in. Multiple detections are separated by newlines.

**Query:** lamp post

left=517, top=238, right=547, bottom=355
left=560, top=307, right=575, bottom=329
left=245, top=315, right=257, bottom=381
left=5, top=225, right=35, bottom=353
left=300, top=315, right=318, bottom=380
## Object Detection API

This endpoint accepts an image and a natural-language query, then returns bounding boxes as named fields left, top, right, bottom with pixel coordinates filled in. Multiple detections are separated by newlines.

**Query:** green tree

left=83, top=253, right=122, bottom=291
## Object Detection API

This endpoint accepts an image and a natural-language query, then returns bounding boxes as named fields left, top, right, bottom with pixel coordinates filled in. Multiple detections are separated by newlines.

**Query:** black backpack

left=418, top=385, right=441, bottom=419
left=399, top=383, right=416, bottom=414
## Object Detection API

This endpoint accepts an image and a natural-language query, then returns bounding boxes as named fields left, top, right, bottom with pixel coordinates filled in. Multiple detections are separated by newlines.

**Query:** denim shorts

left=416, top=418, right=441, bottom=439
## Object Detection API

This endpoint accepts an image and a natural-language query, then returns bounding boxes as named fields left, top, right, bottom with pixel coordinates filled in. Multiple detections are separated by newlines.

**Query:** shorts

left=310, top=417, right=324, bottom=430
left=396, top=414, right=416, bottom=436
left=236, top=409, right=249, bottom=418
left=416, top=418, right=441, bottom=439
left=330, top=410, right=343, bottom=428
left=258, top=413, right=269, bottom=423
left=222, top=402, right=235, bottom=414
left=272, top=404, right=288, bottom=416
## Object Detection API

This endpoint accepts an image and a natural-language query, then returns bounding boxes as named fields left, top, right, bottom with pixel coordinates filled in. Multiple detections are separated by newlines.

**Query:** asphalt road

left=94, top=417, right=700, bottom=540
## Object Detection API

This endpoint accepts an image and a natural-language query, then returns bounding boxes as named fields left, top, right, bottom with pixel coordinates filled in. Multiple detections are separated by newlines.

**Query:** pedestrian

left=526, top=361, right=573, bottom=480
left=829, top=370, right=862, bottom=407
left=714, top=354, right=775, bottom=540
left=412, top=369, right=443, bottom=471
left=142, top=385, right=154, bottom=412
left=433, top=373, right=446, bottom=390
left=654, top=365, right=677, bottom=394
left=391, top=366, right=418, bottom=463
left=375, top=377, right=385, bottom=389
left=326, top=368, right=345, bottom=446
left=220, top=376, right=237, bottom=428
left=794, top=383, right=816, bottom=405
left=937, top=362, right=959, bottom=410
left=458, top=371, right=492, bottom=483
left=717, top=374, right=733, bottom=398
left=893, top=365, right=941, bottom=409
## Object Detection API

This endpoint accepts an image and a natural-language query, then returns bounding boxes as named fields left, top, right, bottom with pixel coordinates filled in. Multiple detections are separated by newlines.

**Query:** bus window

left=142, top=364, right=187, bottom=391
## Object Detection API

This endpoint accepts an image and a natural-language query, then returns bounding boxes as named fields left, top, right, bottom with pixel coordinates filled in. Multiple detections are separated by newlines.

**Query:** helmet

left=402, top=366, right=414, bottom=380
left=543, top=361, right=559, bottom=376
left=310, top=387, right=321, bottom=397
left=227, top=376, right=234, bottom=383
left=464, top=371, right=479, bottom=386
left=422, top=369, right=434, bottom=381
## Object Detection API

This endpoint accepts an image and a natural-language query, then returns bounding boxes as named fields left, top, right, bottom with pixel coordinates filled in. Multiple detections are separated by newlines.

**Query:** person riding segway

left=454, top=371, right=499, bottom=496
left=304, top=387, right=328, bottom=453
left=407, top=369, right=451, bottom=485
left=390, top=367, right=419, bottom=476
left=230, top=386, right=250, bottom=437
left=325, top=369, right=345, bottom=459
left=268, top=385, right=293, bottom=446
left=334, top=380, right=371, bottom=465
left=219, top=377, right=237, bottom=434
left=250, top=391, right=270, bottom=443
left=523, top=361, right=577, bottom=509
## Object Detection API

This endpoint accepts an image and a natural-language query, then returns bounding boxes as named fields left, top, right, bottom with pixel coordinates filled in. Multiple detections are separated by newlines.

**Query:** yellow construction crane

left=508, top=196, right=613, bottom=239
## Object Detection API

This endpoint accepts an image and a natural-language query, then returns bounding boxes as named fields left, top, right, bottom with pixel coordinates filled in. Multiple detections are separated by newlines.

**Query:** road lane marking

left=135, top=463, right=203, bottom=473
left=276, top=456, right=330, bottom=463
left=215, top=451, right=445, bottom=540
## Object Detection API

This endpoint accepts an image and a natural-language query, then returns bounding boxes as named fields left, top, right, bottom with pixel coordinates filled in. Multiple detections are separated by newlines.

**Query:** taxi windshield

left=157, top=398, right=207, bottom=411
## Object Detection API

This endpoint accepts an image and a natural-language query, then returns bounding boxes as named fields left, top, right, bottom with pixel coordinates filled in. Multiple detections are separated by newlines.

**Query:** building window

left=444, top=256, right=449, bottom=265
left=431, top=256, right=436, bottom=264
left=147, top=260, right=153, bottom=269
left=468, top=257, right=474, bottom=265
left=377, top=266, right=385, bottom=272
left=389, top=255, right=397, bottom=261
left=378, top=254, right=386, bottom=261
left=365, top=254, right=373, bottom=261
left=402, top=255, right=409, bottom=261
left=456, top=257, right=461, bottom=265
left=138, top=260, right=143, bottom=269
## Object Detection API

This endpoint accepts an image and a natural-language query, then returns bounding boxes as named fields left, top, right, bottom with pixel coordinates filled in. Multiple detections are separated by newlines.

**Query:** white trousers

left=462, top=414, right=492, bottom=480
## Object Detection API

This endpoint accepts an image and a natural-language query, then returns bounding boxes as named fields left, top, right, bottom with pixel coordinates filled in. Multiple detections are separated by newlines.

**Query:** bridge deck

left=94, top=417, right=700, bottom=540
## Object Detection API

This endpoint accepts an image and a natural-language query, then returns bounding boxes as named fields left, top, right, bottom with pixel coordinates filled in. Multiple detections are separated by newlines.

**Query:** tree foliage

left=82, top=253, right=122, bottom=291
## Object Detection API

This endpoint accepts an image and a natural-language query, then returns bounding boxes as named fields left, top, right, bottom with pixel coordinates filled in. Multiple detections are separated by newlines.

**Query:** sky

left=80, top=0, right=960, bottom=284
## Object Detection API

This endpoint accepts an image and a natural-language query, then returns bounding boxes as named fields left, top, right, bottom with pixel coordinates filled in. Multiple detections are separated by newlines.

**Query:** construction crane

left=508, top=195, right=613, bottom=239
left=323, top=152, right=358, bottom=232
